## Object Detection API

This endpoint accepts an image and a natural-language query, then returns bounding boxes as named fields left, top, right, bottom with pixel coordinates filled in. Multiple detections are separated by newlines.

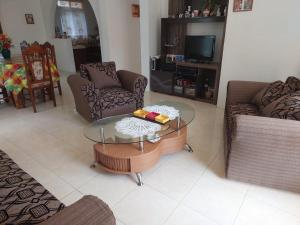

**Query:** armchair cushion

left=99, top=87, right=136, bottom=110
left=80, top=62, right=121, bottom=88
left=86, top=62, right=122, bottom=89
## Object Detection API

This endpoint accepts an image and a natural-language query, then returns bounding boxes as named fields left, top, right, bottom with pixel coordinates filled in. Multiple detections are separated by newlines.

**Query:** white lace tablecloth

left=115, top=117, right=161, bottom=138
left=115, top=105, right=179, bottom=138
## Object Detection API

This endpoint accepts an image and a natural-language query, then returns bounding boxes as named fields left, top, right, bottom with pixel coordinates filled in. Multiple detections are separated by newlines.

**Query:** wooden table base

left=93, top=126, right=189, bottom=185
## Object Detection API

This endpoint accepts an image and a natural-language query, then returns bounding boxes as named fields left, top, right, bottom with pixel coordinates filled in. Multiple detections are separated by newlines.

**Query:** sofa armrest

left=117, top=70, right=148, bottom=108
left=233, top=115, right=300, bottom=150
left=226, top=81, right=269, bottom=106
left=67, top=75, right=101, bottom=122
left=39, top=196, right=116, bottom=225
left=229, top=115, right=300, bottom=191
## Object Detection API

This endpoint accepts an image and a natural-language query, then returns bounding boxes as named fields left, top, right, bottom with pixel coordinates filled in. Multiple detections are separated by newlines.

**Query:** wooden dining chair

left=22, top=43, right=56, bottom=113
left=42, top=42, right=62, bottom=95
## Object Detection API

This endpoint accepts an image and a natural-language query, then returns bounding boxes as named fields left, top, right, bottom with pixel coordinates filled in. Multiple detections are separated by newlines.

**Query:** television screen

left=184, top=35, right=216, bottom=62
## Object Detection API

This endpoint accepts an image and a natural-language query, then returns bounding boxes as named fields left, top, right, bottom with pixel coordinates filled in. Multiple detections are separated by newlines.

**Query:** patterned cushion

left=0, top=150, right=64, bottom=225
left=282, top=76, right=300, bottom=94
left=252, top=81, right=285, bottom=110
left=81, top=83, right=137, bottom=121
left=99, top=87, right=136, bottom=110
left=80, top=62, right=121, bottom=88
left=268, top=91, right=300, bottom=120
left=86, top=65, right=121, bottom=90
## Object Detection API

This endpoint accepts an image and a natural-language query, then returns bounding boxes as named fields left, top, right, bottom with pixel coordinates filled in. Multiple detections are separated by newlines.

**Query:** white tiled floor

left=1, top=72, right=300, bottom=225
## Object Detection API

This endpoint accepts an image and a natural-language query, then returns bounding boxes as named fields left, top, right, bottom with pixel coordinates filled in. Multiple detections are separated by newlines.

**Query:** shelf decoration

left=233, top=0, right=253, bottom=12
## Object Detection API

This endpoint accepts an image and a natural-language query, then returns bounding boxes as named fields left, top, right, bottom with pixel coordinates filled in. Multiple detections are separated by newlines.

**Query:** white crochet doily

left=143, top=105, right=179, bottom=120
left=115, top=117, right=161, bottom=138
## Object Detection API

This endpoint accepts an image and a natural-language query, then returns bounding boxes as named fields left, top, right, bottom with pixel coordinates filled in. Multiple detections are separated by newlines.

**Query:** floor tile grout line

left=232, top=188, right=249, bottom=225
left=160, top=150, right=222, bottom=225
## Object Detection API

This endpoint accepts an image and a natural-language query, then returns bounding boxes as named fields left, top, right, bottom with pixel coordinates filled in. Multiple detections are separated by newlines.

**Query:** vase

left=2, top=49, right=11, bottom=59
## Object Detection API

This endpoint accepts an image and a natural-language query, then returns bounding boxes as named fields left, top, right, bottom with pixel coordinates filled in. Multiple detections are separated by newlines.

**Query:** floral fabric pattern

left=0, top=149, right=65, bottom=225
left=270, top=91, right=300, bottom=121
left=0, top=63, right=27, bottom=94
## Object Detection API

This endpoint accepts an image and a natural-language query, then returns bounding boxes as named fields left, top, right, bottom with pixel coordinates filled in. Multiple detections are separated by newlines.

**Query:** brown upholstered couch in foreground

left=0, top=149, right=116, bottom=225
left=68, top=62, right=148, bottom=122
left=225, top=79, right=300, bottom=192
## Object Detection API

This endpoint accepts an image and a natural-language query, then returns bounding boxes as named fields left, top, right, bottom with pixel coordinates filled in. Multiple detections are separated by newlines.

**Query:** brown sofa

left=225, top=80, right=300, bottom=193
left=0, top=149, right=116, bottom=225
left=68, top=62, right=148, bottom=122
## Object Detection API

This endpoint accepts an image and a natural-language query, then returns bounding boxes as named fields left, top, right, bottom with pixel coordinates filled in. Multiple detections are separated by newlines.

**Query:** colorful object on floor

left=0, top=63, right=27, bottom=94
left=133, top=109, right=170, bottom=124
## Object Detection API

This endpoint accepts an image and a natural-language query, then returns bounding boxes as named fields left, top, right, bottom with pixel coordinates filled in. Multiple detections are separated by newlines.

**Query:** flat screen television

left=184, top=35, right=216, bottom=62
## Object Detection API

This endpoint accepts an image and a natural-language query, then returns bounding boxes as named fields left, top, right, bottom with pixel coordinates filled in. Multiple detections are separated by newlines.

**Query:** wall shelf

left=162, top=16, right=226, bottom=24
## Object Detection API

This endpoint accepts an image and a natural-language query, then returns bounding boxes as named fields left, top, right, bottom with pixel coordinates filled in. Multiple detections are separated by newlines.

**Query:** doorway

left=55, top=0, right=102, bottom=71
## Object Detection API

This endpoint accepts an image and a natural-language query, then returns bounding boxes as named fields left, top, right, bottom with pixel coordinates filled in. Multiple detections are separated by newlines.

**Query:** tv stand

left=150, top=61, right=220, bottom=105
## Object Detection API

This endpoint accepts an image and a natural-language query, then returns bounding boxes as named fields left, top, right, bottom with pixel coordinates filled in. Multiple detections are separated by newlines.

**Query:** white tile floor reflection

left=1, top=72, right=300, bottom=225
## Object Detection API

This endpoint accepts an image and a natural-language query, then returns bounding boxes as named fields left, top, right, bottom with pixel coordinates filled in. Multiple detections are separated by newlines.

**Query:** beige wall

left=0, top=0, right=141, bottom=73
left=0, top=0, right=48, bottom=54
left=218, top=0, right=300, bottom=108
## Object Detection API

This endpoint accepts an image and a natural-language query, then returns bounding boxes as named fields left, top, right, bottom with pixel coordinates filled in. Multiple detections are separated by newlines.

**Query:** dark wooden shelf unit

left=163, top=16, right=226, bottom=24
left=150, top=0, right=228, bottom=105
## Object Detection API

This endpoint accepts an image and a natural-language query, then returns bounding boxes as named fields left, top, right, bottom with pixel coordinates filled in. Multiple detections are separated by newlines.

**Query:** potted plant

left=0, top=34, right=12, bottom=59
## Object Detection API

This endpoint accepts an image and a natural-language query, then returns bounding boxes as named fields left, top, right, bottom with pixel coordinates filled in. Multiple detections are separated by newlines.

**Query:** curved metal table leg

left=185, top=144, right=193, bottom=153
left=90, top=162, right=97, bottom=168
left=136, top=173, right=143, bottom=186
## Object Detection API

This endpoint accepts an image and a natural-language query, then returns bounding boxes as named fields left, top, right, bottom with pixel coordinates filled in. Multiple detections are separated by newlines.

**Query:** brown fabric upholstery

left=69, top=62, right=148, bottom=122
left=39, top=196, right=116, bottom=225
left=269, top=91, right=300, bottom=120
left=252, top=80, right=285, bottom=110
left=225, top=80, right=300, bottom=193
left=85, top=62, right=121, bottom=89
left=0, top=149, right=116, bottom=225
left=0, top=149, right=65, bottom=225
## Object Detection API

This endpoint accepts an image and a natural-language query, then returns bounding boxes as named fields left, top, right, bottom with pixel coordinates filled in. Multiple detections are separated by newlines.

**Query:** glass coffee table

left=84, top=101, right=195, bottom=185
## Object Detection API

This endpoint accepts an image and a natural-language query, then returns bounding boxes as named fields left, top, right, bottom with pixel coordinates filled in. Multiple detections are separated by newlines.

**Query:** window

left=70, top=2, right=83, bottom=9
left=57, top=1, right=70, bottom=8
left=57, top=1, right=83, bottom=9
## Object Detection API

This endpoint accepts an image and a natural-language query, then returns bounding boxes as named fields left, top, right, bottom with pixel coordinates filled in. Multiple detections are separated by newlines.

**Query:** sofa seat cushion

left=99, top=87, right=136, bottom=110
left=0, top=150, right=64, bottom=225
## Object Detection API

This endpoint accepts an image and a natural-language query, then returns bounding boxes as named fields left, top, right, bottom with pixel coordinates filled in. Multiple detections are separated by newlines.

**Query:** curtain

left=59, top=8, right=88, bottom=38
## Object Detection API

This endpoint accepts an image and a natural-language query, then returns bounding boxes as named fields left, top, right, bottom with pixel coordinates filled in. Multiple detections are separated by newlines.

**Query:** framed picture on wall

left=233, top=0, right=253, bottom=12
left=25, top=14, right=34, bottom=24
left=132, top=4, right=140, bottom=18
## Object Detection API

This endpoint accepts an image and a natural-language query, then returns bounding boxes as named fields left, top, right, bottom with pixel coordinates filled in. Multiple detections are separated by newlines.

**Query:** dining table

left=0, top=54, right=60, bottom=109
left=0, top=55, right=27, bottom=108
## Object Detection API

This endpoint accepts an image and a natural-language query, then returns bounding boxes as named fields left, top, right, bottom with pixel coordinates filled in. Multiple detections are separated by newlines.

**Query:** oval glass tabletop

left=84, top=101, right=195, bottom=144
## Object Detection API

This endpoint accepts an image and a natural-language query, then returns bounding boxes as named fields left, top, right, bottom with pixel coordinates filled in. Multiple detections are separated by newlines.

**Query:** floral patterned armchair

left=68, top=62, right=148, bottom=122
